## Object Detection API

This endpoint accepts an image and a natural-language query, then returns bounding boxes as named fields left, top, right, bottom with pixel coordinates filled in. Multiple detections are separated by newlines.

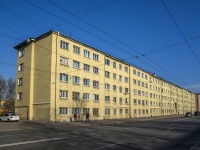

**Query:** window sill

left=83, top=99, right=90, bottom=101
left=60, top=98, right=68, bottom=100
left=60, top=81, right=69, bottom=83
left=93, top=100, right=99, bottom=102
left=72, top=83, right=81, bottom=85
left=105, top=101, right=110, bottom=103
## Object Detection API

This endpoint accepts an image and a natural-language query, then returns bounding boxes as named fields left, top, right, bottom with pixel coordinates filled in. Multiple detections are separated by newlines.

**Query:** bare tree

left=0, top=75, right=7, bottom=108
left=6, top=77, right=16, bottom=100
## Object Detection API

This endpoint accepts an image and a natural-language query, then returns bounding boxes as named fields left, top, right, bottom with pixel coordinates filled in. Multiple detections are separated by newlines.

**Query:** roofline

left=14, top=30, right=196, bottom=94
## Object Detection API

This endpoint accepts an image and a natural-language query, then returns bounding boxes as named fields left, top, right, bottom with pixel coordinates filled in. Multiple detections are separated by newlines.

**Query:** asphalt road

left=0, top=116, right=200, bottom=150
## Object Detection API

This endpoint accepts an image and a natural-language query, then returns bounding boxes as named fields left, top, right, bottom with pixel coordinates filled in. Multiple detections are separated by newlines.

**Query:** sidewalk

left=63, top=114, right=184, bottom=127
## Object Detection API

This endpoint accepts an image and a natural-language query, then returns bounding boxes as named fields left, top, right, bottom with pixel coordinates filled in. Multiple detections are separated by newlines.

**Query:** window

left=72, top=92, right=80, bottom=100
left=133, top=79, right=136, bottom=85
left=93, top=94, right=99, bottom=101
left=72, top=108, right=80, bottom=114
left=83, top=64, right=90, bottom=72
left=138, top=100, right=141, bottom=105
left=60, top=90, right=68, bottom=98
left=124, top=66, right=128, bottom=72
left=60, top=73, right=68, bottom=82
left=142, top=82, right=144, bottom=87
left=133, top=69, right=136, bottom=75
left=83, top=78, right=90, bottom=86
left=125, top=88, right=129, bottom=93
left=105, top=109, right=110, bottom=115
left=93, top=108, right=99, bottom=116
left=105, top=96, right=110, bottom=102
left=83, top=108, right=90, bottom=115
left=84, top=50, right=90, bottom=58
left=125, top=77, right=128, bottom=83
left=125, top=109, right=129, bottom=114
left=113, top=73, right=117, bottom=80
left=19, top=49, right=24, bottom=57
left=145, top=74, right=148, bottom=79
left=73, top=45, right=80, bottom=54
left=134, top=109, right=137, bottom=114
left=93, top=67, right=99, bottom=74
left=120, top=109, right=123, bottom=115
left=93, top=80, right=99, bottom=88
left=59, top=107, right=68, bottom=114
left=18, top=63, right=24, bottom=71
left=133, top=89, right=137, bottom=95
left=113, top=97, right=117, bottom=103
left=93, top=53, right=99, bottom=61
left=72, top=76, right=80, bottom=84
left=105, top=71, right=110, bottom=78
left=60, top=41, right=68, bottom=50
left=138, top=90, right=141, bottom=96
left=120, top=98, right=122, bottom=103
left=134, top=99, right=137, bottom=105
left=83, top=93, right=90, bottom=100
left=119, top=75, right=122, bottom=81
left=113, top=62, right=116, bottom=68
left=119, top=64, right=122, bottom=70
left=73, top=60, right=80, bottom=69
left=142, top=73, right=144, bottom=78
left=60, top=57, right=68, bottom=66
left=138, top=81, right=140, bottom=86
left=119, top=86, right=122, bottom=93
left=105, top=84, right=110, bottom=90
left=105, top=59, right=110, bottom=65
left=17, top=92, right=23, bottom=100
left=137, top=71, right=140, bottom=76
left=113, top=85, right=117, bottom=91
left=125, top=98, right=129, bottom=104
left=18, top=78, right=23, bottom=86
left=142, top=100, right=145, bottom=105
left=113, top=109, right=117, bottom=115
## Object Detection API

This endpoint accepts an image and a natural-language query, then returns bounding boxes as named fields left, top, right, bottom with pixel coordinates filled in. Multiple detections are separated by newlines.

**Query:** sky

left=0, top=0, right=200, bottom=94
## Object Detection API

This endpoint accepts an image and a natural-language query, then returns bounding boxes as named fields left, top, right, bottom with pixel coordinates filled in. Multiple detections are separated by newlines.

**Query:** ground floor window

left=105, top=109, right=110, bottom=115
left=72, top=108, right=80, bottom=114
left=93, top=108, right=99, bottom=116
left=83, top=108, right=90, bottom=115
left=59, top=107, right=68, bottom=114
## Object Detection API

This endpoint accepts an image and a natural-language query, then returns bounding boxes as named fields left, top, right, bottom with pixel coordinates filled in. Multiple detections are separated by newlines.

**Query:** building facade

left=14, top=31, right=196, bottom=121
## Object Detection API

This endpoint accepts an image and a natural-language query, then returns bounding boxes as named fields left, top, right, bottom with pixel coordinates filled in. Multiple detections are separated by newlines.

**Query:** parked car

left=194, top=111, right=200, bottom=116
left=185, top=112, right=192, bottom=117
left=0, top=113, right=20, bottom=122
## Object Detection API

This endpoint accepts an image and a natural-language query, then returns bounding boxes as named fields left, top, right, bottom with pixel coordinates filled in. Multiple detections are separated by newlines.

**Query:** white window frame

left=83, top=93, right=90, bottom=100
left=59, top=107, right=68, bottom=114
left=72, top=108, right=80, bottom=114
left=72, top=76, right=80, bottom=84
left=93, top=53, right=99, bottom=61
left=60, top=40, right=69, bottom=50
left=105, top=109, right=110, bottom=115
left=60, top=57, right=68, bottom=66
left=93, top=80, right=99, bottom=88
left=60, top=73, right=68, bottom=82
left=124, top=66, right=128, bottom=72
left=72, top=92, right=80, bottom=100
left=105, top=96, right=110, bottom=102
left=125, top=77, right=128, bottom=83
left=105, top=71, right=110, bottom=78
left=119, top=64, right=122, bottom=70
left=105, top=83, right=110, bottom=90
left=113, top=73, right=117, bottom=80
left=93, top=67, right=99, bottom=74
left=105, top=59, right=110, bottom=65
left=60, top=90, right=68, bottom=99
left=17, top=92, right=23, bottom=100
left=19, top=49, right=24, bottom=57
left=93, top=94, right=99, bottom=101
left=83, top=64, right=90, bottom=72
left=83, top=78, right=90, bottom=86
left=18, top=63, right=24, bottom=71
left=93, top=108, right=99, bottom=116
left=18, top=78, right=23, bottom=86
left=113, top=62, right=116, bottom=68
left=84, top=49, right=90, bottom=58
left=73, top=45, right=80, bottom=54
left=73, top=60, right=80, bottom=69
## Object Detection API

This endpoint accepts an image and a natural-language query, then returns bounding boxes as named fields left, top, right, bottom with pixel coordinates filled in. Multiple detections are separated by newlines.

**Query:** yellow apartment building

left=14, top=31, right=196, bottom=121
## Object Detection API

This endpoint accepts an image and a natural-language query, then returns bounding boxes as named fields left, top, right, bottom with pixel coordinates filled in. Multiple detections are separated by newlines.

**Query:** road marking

left=94, top=142, right=124, bottom=150
left=0, top=129, right=20, bottom=132
left=0, top=137, right=70, bottom=148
